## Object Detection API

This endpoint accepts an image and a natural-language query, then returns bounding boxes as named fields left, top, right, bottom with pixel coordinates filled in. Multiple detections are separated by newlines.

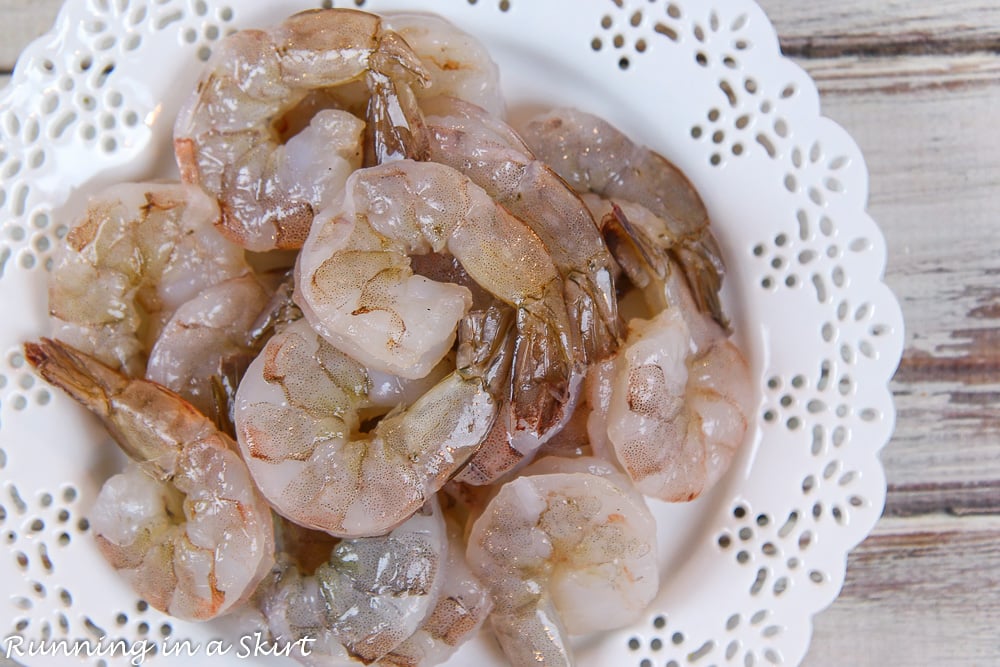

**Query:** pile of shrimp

left=26, top=8, right=754, bottom=667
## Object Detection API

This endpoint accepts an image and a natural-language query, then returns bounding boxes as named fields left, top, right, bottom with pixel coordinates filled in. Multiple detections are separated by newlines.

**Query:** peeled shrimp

left=145, top=274, right=270, bottom=428
left=521, top=107, right=729, bottom=328
left=384, top=13, right=505, bottom=117
left=24, top=338, right=274, bottom=621
left=255, top=499, right=447, bottom=665
left=378, top=512, right=493, bottom=667
left=591, top=260, right=753, bottom=501
left=174, top=8, right=429, bottom=251
left=295, top=159, right=579, bottom=442
left=48, top=182, right=248, bottom=377
left=233, top=308, right=512, bottom=538
left=425, top=97, right=623, bottom=364
left=466, top=456, right=659, bottom=667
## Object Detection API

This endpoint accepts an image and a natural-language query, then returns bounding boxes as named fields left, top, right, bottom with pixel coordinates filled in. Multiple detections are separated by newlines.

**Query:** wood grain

left=762, top=0, right=1000, bottom=56
left=805, top=514, right=1000, bottom=666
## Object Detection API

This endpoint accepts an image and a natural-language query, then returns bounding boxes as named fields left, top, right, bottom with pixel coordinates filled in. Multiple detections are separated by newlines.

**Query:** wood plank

left=796, top=54, right=1000, bottom=516
left=802, top=514, right=1000, bottom=665
left=758, top=0, right=1000, bottom=56
left=0, top=0, right=63, bottom=72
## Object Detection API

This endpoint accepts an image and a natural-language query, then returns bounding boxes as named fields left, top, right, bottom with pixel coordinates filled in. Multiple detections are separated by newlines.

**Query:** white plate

left=0, top=1, right=904, bottom=665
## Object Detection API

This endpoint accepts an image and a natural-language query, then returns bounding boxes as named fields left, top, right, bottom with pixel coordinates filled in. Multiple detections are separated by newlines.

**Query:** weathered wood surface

left=2, top=1, right=999, bottom=665
left=763, top=0, right=1000, bottom=56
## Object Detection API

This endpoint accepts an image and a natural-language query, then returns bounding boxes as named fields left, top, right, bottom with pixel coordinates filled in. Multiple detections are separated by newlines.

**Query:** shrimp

left=48, top=181, right=248, bottom=377
left=255, top=499, right=447, bottom=665
left=466, top=456, right=659, bottom=667
left=424, top=97, right=623, bottom=364
left=582, top=194, right=752, bottom=500
left=23, top=338, right=274, bottom=621
left=145, top=274, right=270, bottom=429
left=377, top=512, right=493, bottom=667
left=174, top=8, right=430, bottom=251
left=383, top=12, right=505, bottom=117
left=295, top=159, right=579, bottom=441
left=233, top=306, right=513, bottom=538
left=521, top=107, right=729, bottom=328
left=590, top=256, right=754, bottom=502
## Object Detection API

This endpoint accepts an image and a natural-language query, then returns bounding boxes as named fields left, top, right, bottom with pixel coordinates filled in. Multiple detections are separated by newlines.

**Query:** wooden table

left=2, top=1, right=998, bottom=665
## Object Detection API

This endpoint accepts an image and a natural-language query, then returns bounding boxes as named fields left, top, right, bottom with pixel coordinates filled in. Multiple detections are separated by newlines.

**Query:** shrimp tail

left=601, top=202, right=671, bottom=288
left=24, top=338, right=122, bottom=420
left=601, top=204, right=730, bottom=332
left=457, top=304, right=516, bottom=395
left=365, top=32, right=432, bottom=165
left=508, top=305, right=580, bottom=445
left=564, top=269, right=623, bottom=362
left=674, top=233, right=730, bottom=332
left=25, top=338, right=211, bottom=470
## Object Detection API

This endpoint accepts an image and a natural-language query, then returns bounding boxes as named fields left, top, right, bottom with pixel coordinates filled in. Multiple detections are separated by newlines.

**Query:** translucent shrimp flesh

left=384, top=12, right=505, bottom=117
left=521, top=107, right=729, bottom=328
left=255, top=499, right=447, bottom=665
left=377, top=512, right=493, bottom=667
left=466, top=456, right=659, bottom=666
left=591, top=265, right=754, bottom=502
left=48, top=181, right=248, bottom=377
left=24, top=338, right=274, bottom=621
left=233, top=308, right=513, bottom=538
left=424, top=97, right=623, bottom=364
left=294, top=159, right=579, bottom=444
left=174, top=8, right=430, bottom=251
left=145, top=274, right=270, bottom=429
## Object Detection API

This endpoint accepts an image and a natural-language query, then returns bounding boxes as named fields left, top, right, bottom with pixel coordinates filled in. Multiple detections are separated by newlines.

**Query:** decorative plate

left=0, top=0, right=904, bottom=665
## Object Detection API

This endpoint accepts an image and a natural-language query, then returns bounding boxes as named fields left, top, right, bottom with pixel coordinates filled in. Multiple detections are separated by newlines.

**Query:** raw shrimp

left=295, top=159, right=579, bottom=441
left=24, top=338, right=274, bottom=621
left=424, top=97, right=623, bottom=364
left=233, top=307, right=513, bottom=538
left=255, top=499, right=447, bottom=665
left=466, top=456, right=659, bottom=667
left=521, top=107, right=729, bottom=328
left=377, top=513, right=493, bottom=667
left=48, top=182, right=248, bottom=377
left=174, top=8, right=430, bottom=251
left=383, top=12, right=505, bottom=117
left=145, top=274, right=270, bottom=428
left=592, top=263, right=754, bottom=502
